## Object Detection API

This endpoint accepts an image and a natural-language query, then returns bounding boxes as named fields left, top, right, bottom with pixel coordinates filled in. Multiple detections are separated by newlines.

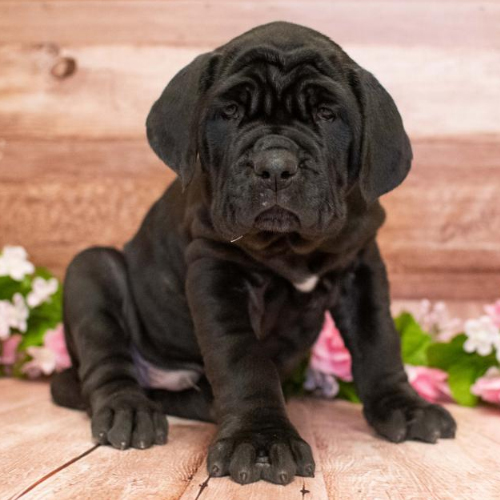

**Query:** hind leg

left=62, top=247, right=168, bottom=449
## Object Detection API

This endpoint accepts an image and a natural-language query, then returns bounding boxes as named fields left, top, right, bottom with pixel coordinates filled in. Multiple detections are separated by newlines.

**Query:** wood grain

left=1, top=1, right=499, bottom=49
left=0, top=0, right=499, bottom=301
left=1, top=137, right=498, bottom=300
left=1, top=43, right=499, bottom=139
left=0, top=379, right=94, bottom=500
left=21, top=422, right=216, bottom=500
left=177, top=400, right=330, bottom=500
left=2, top=377, right=500, bottom=500
left=310, top=399, right=500, bottom=500
left=0, top=379, right=48, bottom=413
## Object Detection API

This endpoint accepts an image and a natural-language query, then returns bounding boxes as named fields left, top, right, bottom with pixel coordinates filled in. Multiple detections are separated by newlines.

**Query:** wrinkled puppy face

left=201, top=48, right=361, bottom=240
left=147, top=22, right=412, bottom=243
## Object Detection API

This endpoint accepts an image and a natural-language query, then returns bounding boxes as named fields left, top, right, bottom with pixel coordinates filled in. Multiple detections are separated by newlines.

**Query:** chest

left=247, top=271, right=341, bottom=342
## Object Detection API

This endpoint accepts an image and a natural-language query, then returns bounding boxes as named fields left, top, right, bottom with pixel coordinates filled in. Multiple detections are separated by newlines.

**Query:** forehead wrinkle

left=282, top=47, right=343, bottom=78
left=212, top=74, right=257, bottom=100
left=294, top=75, right=346, bottom=100
left=275, top=64, right=327, bottom=98
left=216, top=42, right=346, bottom=103
left=211, top=52, right=350, bottom=121
left=228, top=63, right=328, bottom=105
left=222, top=44, right=342, bottom=81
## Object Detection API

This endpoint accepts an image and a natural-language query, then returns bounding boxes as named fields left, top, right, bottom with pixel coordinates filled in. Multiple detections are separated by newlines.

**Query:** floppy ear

left=351, top=68, right=412, bottom=204
left=146, top=53, right=217, bottom=188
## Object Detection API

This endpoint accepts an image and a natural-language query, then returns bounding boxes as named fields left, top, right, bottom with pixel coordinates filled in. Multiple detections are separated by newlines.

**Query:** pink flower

left=0, top=334, right=22, bottom=365
left=44, top=324, right=71, bottom=371
left=485, top=300, right=500, bottom=329
left=405, top=365, right=453, bottom=403
left=21, top=323, right=71, bottom=378
left=22, top=346, right=57, bottom=378
left=471, top=367, right=500, bottom=405
left=310, top=312, right=353, bottom=382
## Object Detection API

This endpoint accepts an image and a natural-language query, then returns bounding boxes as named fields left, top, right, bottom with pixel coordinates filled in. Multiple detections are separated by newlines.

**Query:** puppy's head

left=147, top=22, right=412, bottom=240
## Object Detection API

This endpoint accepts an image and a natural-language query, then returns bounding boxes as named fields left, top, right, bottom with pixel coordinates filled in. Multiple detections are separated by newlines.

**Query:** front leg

left=332, top=241, right=456, bottom=443
left=186, top=257, right=314, bottom=485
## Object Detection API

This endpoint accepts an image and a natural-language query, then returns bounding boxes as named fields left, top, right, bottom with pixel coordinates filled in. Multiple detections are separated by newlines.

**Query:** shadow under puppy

left=51, top=21, right=456, bottom=485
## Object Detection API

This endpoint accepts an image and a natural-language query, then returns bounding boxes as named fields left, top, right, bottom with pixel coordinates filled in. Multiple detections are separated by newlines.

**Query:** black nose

left=253, top=149, right=298, bottom=188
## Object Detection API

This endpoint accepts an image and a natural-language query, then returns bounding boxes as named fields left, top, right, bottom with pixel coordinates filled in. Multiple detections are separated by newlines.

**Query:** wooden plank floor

left=1, top=380, right=500, bottom=500
left=1, top=301, right=499, bottom=499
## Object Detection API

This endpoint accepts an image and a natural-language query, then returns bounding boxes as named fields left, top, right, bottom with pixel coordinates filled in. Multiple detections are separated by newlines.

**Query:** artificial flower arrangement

left=1, top=245, right=499, bottom=407
left=0, top=246, right=70, bottom=378
left=300, top=300, right=500, bottom=406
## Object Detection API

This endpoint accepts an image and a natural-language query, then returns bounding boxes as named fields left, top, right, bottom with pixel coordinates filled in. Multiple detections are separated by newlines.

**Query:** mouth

left=253, top=206, right=300, bottom=233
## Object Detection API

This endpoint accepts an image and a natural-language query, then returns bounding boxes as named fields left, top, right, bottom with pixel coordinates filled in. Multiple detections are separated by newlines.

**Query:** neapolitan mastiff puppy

left=51, top=21, right=456, bottom=485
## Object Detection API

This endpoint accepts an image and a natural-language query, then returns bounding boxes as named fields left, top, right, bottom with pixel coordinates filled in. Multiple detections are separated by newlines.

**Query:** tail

left=50, top=367, right=87, bottom=411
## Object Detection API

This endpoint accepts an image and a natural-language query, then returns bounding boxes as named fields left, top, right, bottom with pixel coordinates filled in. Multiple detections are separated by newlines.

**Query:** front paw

left=207, top=420, right=315, bottom=485
left=364, top=391, right=456, bottom=443
left=91, top=389, right=168, bottom=450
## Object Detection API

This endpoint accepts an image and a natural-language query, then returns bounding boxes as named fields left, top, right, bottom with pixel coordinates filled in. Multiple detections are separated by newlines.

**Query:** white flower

left=0, top=300, right=11, bottom=339
left=27, top=277, right=58, bottom=308
left=464, top=315, right=500, bottom=356
left=0, top=294, right=30, bottom=337
left=416, top=299, right=462, bottom=341
left=0, top=246, right=35, bottom=281
left=22, top=346, right=57, bottom=377
left=8, top=293, right=29, bottom=333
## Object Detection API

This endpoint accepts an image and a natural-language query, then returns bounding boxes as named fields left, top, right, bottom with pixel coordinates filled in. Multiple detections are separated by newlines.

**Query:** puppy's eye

left=317, top=106, right=336, bottom=122
left=222, top=103, right=240, bottom=119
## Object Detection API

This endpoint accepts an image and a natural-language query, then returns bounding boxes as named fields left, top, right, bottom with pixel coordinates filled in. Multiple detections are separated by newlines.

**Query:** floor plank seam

left=193, top=475, right=211, bottom=500
left=7, top=444, right=100, bottom=500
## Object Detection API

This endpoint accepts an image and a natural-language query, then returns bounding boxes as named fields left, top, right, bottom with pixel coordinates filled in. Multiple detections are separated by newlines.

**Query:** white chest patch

left=293, top=275, right=319, bottom=293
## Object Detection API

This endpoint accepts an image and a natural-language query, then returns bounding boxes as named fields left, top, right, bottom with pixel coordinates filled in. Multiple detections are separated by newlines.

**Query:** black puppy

left=51, top=22, right=456, bottom=485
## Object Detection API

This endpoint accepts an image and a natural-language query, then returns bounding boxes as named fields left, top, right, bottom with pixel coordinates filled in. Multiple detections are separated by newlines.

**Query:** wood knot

left=51, top=57, right=77, bottom=79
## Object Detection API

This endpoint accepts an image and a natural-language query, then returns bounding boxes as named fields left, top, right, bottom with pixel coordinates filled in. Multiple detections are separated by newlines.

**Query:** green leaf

left=427, top=334, right=498, bottom=406
left=447, top=360, right=494, bottom=407
left=0, top=266, right=60, bottom=301
left=33, top=267, right=56, bottom=280
left=394, top=312, right=415, bottom=335
left=30, top=291, right=62, bottom=323
left=427, top=335, right=498, bottom=371
left=19, top=291, right=63, bottom=350
left=337, top=380, right=361, bottom=403
left=0, top=275, right=29, bottom=300
left=395, top=312, right=433, bottom=365
left=427, top=335, right=467, bottom=370
left=18, top=321, right=52, bottom=349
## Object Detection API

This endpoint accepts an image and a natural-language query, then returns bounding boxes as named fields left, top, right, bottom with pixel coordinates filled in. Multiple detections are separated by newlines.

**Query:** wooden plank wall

left=0, top=0, right=499, bottom=300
